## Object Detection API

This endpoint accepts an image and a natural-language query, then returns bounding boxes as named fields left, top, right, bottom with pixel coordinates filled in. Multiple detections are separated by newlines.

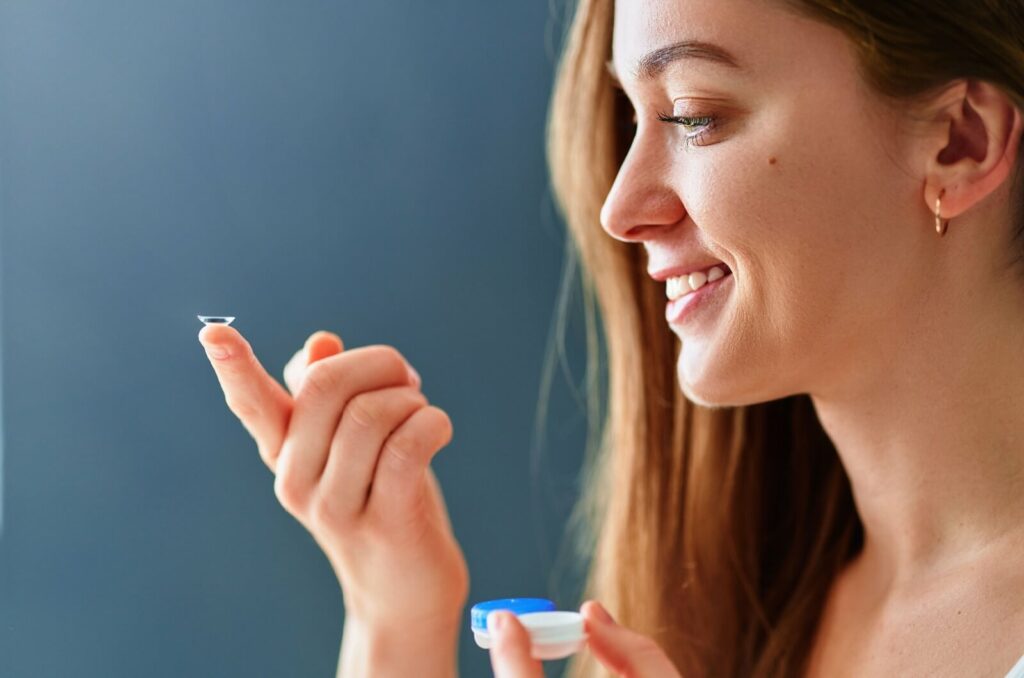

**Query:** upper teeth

left=666, top=265, right=728, bottom=300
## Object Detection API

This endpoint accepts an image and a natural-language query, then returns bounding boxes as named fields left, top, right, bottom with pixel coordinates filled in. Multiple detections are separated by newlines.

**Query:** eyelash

left=654, top=111, right=717, bottom=149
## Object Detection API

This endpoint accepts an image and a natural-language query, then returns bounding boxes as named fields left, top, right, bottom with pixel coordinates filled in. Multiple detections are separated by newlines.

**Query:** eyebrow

left=606, top=40, right=743, bottom=86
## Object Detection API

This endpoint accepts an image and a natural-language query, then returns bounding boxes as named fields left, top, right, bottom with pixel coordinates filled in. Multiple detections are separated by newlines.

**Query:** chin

left=678, top=343, right=729, bottom=406
left=677, top=353, right=777, bottom=409
left=679, top=378, right=739, bottom=410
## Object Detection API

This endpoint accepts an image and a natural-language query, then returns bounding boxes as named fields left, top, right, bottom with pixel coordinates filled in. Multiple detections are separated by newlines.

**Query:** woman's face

left=603, top=0, right=932, bottom=406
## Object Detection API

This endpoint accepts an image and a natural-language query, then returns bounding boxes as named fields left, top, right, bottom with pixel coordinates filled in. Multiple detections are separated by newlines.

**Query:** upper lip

left=648, top=260, right=731, bottom=282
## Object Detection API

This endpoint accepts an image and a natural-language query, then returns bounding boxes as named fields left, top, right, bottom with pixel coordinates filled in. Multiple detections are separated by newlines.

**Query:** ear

left=923, top=79, right=1023, bottom=220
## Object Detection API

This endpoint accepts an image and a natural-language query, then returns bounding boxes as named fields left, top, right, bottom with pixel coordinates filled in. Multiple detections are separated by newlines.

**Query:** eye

left=655, top=112, right=718, bottom=149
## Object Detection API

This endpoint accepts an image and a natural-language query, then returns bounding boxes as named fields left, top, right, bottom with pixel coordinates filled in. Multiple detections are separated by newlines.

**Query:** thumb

left=581, top=601, right=681, bottom=677
left=487, top=612, right=544, bottom=678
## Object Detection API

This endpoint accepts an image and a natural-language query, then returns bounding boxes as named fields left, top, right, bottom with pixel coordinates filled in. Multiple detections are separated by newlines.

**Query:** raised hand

left=198, top=325, right=469, bottom=638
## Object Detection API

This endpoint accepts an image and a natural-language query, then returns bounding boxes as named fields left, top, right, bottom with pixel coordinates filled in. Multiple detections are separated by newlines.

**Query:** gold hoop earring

left=935, top=188, right=949, bottom=237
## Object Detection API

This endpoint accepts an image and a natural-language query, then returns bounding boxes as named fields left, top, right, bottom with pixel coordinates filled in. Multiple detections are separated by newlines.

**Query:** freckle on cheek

left=768, top=156, right=778, bottom=165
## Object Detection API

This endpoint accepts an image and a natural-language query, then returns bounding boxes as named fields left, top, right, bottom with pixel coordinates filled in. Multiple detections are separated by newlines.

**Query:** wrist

left=339, top=611, right=462, bottom=678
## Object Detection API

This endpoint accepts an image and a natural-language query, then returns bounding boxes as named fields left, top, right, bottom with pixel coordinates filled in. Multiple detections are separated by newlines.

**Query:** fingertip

left=581, top=600, right=614, bottom=625
left=305, top=331, right=344, bottom=363
left=490, top=612, right=531, bottom=664
left=486, top=611, right=501, bottom=634
left=487, top=611, right=506, bottom=634
left=198, top=325, right=242, bottom=360
left=488, top=611, right=523, bottom=642
left=198, top=323, right=240, bottom=345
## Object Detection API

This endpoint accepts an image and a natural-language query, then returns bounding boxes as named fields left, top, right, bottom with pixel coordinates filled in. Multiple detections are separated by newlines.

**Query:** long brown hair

left=540, top=1, right=1024, bottom=676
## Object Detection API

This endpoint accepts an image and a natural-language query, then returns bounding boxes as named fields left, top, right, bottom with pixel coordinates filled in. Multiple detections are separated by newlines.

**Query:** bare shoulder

left=803, top=549, right=1024, bottom=677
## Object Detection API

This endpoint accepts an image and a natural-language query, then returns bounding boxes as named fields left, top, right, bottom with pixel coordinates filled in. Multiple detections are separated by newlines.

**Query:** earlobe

left=923, top=81, right=1023, bottom=221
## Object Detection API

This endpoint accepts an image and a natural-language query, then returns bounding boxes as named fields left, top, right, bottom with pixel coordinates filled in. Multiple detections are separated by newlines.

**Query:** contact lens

left=197, top=315, right=235, bottom=326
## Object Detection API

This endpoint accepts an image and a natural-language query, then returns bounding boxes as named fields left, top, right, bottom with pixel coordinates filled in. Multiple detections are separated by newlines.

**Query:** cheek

left=683, top=98, right=899, bottom=291
left=673, top=105, right=899, bottom=395
left=685, top=117, right=811, bottom=240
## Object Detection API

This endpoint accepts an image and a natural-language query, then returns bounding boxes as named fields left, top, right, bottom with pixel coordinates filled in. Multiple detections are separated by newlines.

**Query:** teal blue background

left=0, top=2, right=593, bottom=676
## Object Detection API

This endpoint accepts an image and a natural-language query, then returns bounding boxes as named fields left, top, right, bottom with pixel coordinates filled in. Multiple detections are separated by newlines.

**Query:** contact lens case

left=470, top=597, right=587, bottom=661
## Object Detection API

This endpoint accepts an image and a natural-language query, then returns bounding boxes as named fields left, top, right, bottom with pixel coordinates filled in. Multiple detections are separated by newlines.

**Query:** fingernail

left=487, top=612, right=506, bottom=635
left=205, top=344, right=230, bottom=360
left=407, top=364, right=421, bottom=386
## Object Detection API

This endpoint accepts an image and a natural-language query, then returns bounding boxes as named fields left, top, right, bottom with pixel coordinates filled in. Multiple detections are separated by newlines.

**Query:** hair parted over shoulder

left=542, top=1, right=1024, bottom=677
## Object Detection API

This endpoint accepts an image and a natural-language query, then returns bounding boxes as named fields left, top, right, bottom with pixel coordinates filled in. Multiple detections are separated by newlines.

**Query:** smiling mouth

left=665, top=264, right=732, bottom=302
left=665, top=269, right=734, bottom=325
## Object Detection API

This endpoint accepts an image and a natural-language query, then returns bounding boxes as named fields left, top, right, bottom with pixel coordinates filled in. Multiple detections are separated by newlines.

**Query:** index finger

left=199, top=324, right=294, bottom=472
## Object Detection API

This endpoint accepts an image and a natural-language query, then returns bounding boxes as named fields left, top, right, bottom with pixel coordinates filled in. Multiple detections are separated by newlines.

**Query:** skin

left=573, top=0, right=1024, bottom=675
left=199, top=326, right=469, bottom=677
left=487, top=602, right=680, bottom=678
left=198, top=327, right=651, bottom=675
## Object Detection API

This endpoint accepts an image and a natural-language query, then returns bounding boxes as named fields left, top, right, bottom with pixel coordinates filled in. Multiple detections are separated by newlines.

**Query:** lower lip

left=665, top=272, right=734, bottom=325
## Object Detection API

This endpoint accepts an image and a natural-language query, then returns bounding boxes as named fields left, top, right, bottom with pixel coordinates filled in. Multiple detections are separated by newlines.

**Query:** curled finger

left=310, top=385, right=427, bottom=526
left=365, top=405, right=453, bottom=527
left=283, top=331, right=344, bottom=396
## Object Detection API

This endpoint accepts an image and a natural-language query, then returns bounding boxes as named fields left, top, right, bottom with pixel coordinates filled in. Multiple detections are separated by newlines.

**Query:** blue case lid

left=470, top=598, right=556, bottom=632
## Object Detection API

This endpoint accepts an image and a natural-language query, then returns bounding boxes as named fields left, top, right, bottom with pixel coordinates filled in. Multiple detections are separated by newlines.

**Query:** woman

left=198, top=0, right=1024, bottom=676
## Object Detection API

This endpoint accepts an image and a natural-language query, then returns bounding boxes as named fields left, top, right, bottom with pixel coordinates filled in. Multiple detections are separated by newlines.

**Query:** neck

left=809, top=244, right=1024, bottom=592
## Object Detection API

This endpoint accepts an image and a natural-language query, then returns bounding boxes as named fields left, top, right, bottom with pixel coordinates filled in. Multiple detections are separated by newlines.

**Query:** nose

left=599, top=135, right=686, bottom=242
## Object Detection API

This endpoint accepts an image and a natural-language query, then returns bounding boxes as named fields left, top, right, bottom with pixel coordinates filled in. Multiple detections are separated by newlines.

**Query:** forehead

left=610, top=0, right=805, bottom=83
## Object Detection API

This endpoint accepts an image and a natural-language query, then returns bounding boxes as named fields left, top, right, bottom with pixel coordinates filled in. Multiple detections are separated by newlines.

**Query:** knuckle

left=368, top=344, right=409, bottom=376
left=301, top=358, right=342, bottom=398
left=255, top=440, right=279, bottom=469
left=382, top=431, right=420, bottom=472
left=346, top=392, right=386, bottom=430
left=427, top=406, right=453, bottom=446
left=309, top=497, right=345, bottom=531
left=310, top=491, right=360, bottom=536
left=402, top=388, right=429, bottom=410
left=282, top=352, right=302, bottom=383
left=273, top=467, right=303, bottom=512
left=273, top=473, right=292, bottom=508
